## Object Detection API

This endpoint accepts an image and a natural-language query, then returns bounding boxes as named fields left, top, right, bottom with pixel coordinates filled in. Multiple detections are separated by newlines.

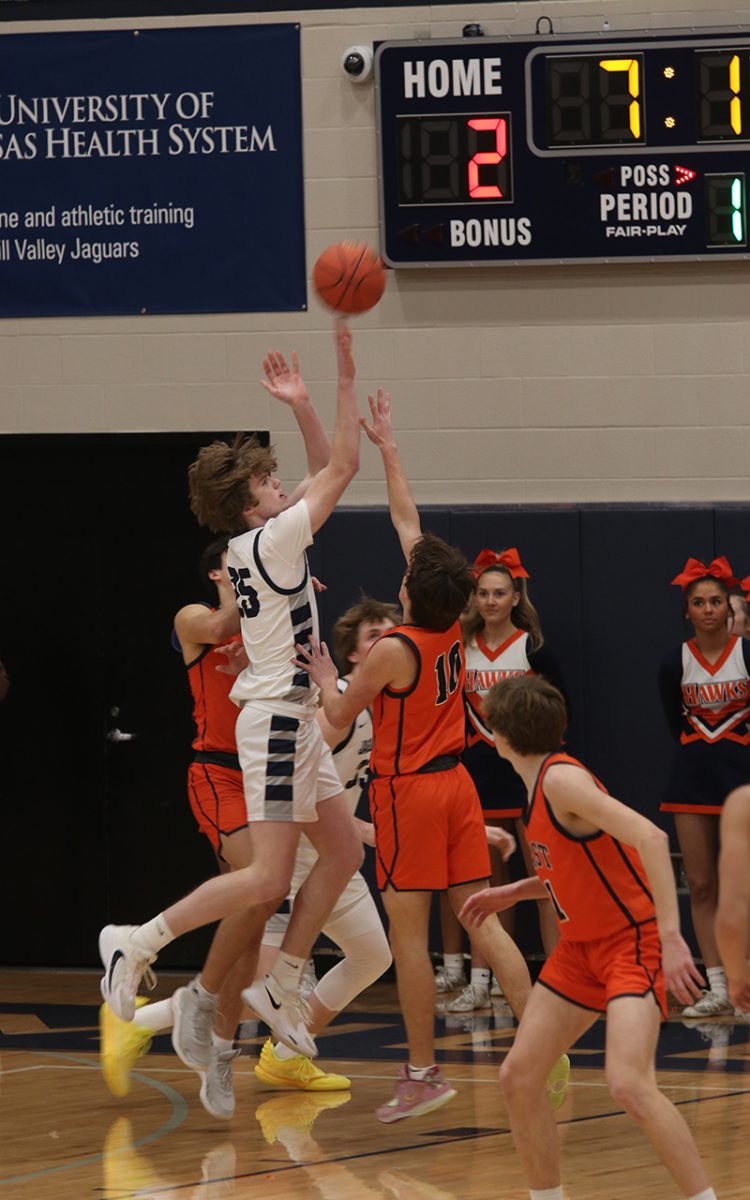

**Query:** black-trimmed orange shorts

left=187, top=760, right=248, bottom=853
left=538, top=920, right=667, bottom=1019
left=371, top=762, right=491, bottom=891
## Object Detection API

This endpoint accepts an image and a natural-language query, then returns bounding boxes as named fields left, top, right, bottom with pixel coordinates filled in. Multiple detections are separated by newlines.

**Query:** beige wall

left=1, top=1, right=749, bottom=503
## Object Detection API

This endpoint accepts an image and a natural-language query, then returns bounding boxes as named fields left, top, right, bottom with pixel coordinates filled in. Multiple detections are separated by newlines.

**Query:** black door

left=0, top=432, right=252, bottom=968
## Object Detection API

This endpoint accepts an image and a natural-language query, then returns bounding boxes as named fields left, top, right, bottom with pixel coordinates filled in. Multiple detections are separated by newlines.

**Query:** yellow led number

left=599, top=58, right=641, bottom=140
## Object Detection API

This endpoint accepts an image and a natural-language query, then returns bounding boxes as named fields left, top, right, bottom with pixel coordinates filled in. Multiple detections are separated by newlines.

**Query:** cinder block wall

left=1, top=0, right=749, bottom=504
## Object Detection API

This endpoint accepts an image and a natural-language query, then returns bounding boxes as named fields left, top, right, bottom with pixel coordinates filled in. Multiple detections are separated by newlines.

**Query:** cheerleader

left=438, top=547, right=566, bottom=1012
left=659, top=556, right=750, bottom=1018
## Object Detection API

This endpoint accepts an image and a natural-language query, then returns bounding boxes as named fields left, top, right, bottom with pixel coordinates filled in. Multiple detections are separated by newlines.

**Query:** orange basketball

left=312, top=241, right=386, bottom=314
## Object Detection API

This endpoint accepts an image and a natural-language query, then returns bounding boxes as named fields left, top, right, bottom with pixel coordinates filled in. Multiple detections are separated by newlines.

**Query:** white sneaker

left=681, top=990, right=734, bottom=1018
left=99, top=925, right=156, bottom=1023
left=446, top=983, right=491, bottom=1013
left=434, top=967, right=466, bottom=994
left=242, top=973, right=317, bottom=1059
left=199, top=1046, right=238, bottom=1120
left=172, top=982, right=219, bottom=1071
left=490, top=976, right=505, bottom=998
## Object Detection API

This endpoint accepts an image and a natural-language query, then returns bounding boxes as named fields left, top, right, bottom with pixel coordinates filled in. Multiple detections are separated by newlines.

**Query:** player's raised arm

left=259, top=349, right=329, bottom=506
left=545, top=764, right=704, bottom=1005
left=298, top=321, right=360, bottom=533
left=174, top=566, right=239, bottom=661
left=716, top=786, right=750, bottom=1010
left=361, top=389, right=421, bottom=562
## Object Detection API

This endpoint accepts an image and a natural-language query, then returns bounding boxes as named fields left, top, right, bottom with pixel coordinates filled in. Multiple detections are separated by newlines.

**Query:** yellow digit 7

left=599, top=58, right=641, bottom=139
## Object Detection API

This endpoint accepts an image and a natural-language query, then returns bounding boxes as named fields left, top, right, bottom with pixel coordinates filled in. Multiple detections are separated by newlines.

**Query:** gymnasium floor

left=2, top=968, right=749, bottom=1199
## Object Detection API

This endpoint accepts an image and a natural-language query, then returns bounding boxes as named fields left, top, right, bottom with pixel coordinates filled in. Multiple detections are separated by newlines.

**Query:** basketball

left=312, top=241, right=386, bottom=314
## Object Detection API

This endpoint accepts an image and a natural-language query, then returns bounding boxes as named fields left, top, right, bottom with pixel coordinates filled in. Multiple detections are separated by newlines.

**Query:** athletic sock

left=407, top=1063, right=436, bottom=1081
left=529, top=1188, right=563, bottom=1200
left=191, top=975, right=218, bottom=1001
left=133, top=998, right=172, bottom=1032
left=211, top=1033, right=234, bottom=1054
left=443, top=954, right=464, bottom=974
left=132, top=914, right=175, bottom=955
left=706, top=967, right=729, bottom=1001
left=273, top=952, right=307, bottom=992
left=688, top=1190, right=717, bottom=1200
left=273, top=1041, right=299, bottom=1061
left=471, top=967, right=491, bottom=989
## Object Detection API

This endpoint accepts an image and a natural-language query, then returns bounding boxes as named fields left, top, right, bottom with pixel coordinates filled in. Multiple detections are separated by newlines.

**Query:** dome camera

left=341, top=45, right=374, bottom=83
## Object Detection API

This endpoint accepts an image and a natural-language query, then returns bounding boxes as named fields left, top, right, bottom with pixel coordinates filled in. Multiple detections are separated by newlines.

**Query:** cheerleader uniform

left=463, top=629, right=567, bottom=819
left=659, top=635, right=750, bottom=814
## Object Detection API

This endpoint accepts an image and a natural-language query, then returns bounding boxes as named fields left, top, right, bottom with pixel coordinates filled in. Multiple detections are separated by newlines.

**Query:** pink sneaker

left=376, top=1066, right=456, bottom=1124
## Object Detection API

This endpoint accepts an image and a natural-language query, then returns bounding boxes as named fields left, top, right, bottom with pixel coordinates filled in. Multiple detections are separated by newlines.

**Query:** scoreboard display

left=374, top=27, right=750, bottom=266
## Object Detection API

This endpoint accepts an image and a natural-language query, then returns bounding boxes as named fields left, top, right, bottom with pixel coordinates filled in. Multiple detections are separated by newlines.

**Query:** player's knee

left=686, top=874, right=716, bottom=907
left=250, top=866, right=293, bottom=903
left=607, top=1070, right=653, bottom=1121
left=499, top=1052, right=528, bottom=1102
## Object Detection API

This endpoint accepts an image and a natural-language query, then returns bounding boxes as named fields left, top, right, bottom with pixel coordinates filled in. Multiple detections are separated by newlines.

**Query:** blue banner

left=0, top=24, right=306, bottom=315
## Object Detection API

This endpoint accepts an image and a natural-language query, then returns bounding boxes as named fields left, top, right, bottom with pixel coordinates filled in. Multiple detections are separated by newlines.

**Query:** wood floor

left=1, top=968, right=749, bottom=1199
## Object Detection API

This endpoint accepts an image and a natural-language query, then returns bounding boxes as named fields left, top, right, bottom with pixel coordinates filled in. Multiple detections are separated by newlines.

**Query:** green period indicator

left=705, top=173, right=746, bottom=246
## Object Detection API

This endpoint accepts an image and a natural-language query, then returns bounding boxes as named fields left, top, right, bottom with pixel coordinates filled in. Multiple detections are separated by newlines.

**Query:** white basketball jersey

left=332, top=678, right=373, bottom=813
left=228, top=500, right=319, bottom=715
left=464, top=629, right=532, bottom=744
left=680, top=636, right=750, bottom=744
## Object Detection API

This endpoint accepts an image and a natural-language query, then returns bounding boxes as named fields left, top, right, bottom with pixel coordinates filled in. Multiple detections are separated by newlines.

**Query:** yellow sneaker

left=255, top=1092, right=351, bottom=1146
left=546, top=1053, right=570, bottom=1111
left=254, top=1038, right=351, bottom=1091
left=99, top=996, right=153, bottom=1098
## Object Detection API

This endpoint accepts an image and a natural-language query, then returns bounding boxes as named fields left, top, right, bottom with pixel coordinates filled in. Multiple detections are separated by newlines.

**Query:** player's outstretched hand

left=293, top=637, right=338, bottom=690
left=311, top=575, right=327, bottom=593
left=261, top=349, right=310, bottom=408
left=660, top=931, right=706, bottom=1006
left=485, top=825, right=516, bottom=860
left=459, top=885, right=518, bottom=929
left=214, top=642, right=249, bottom=676
left=334, top=318, right=355, bottom=382
left=360, top=388, right=394, bottom=450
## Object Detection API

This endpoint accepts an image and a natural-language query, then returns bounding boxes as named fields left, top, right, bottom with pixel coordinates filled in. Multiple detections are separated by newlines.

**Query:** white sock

left=273, top=1040, right=299, bottom=1061
left=133, top=998, right=172, bottom=1032
left=706, top=967, right=728, bottom=1001
left=471, top=967, right=491, bottom=989
left=190, top=975, right=218, bottom=1000
left=530, top=1188, right=563, bottom=1200
left=688, top=1190, right=716, bottom=1200
left=273, top=953, right=306, bottom=991
left=407, top=1063, right=435, bottom=1081
left=133, top=914, right=175, bottom=955
left=443, top=954, right=463, bottom=974
left=211, top=1032, right=233, bottom=1054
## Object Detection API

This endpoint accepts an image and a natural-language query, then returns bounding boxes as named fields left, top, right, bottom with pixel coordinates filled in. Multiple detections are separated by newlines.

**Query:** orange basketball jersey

left=187, top=635, right=242, bottom=755
left=371, top=621, right=466, bottom=776
left=524, top=752, right=655, bottom=942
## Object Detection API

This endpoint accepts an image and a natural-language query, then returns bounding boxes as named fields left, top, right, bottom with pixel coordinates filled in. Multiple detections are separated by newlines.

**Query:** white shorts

left=235, top=703, right=341, bottom=823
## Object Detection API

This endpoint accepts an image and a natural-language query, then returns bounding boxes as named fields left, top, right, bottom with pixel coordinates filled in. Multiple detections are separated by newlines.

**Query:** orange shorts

left=187, top=760, right=247, bottom=854
left=538, top=920, right=666, bottom=1019
left=370, top=762, right=491, bottom=891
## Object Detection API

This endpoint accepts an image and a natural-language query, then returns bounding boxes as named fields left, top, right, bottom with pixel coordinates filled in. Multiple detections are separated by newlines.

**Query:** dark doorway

left=0, top=432, right=264, bottom=969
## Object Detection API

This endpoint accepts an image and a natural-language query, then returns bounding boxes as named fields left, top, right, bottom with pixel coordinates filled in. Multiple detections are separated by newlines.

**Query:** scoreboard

left=374, top=27, right=750, bottom=266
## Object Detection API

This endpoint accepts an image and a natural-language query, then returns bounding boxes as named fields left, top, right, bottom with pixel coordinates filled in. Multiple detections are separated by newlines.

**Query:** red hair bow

left=739, top=575, right=750, bottom=602
left=670, top=556, right=737, bottom=590
left=472, top=547, right=530, bottom=580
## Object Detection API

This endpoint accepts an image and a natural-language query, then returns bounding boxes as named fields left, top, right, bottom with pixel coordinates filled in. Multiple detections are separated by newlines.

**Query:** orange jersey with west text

left=371, top=621, right=466, bottom=776
left=524, top=753, right=655, bottom=942
left=187, top=635, right=242, bottom=755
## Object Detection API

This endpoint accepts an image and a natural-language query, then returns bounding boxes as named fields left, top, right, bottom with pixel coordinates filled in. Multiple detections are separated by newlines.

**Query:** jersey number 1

left=435, top=641, right=462, bottom=705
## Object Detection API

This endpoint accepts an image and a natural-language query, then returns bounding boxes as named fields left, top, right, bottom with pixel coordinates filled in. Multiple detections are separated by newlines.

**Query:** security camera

left=341, top=45, right=373, bottom=83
